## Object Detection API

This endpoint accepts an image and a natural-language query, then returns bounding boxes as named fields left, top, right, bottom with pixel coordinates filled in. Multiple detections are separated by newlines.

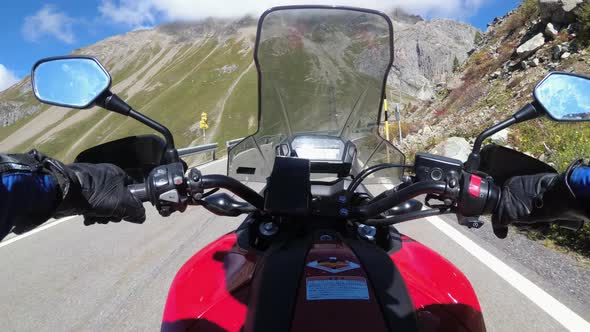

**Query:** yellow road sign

left=199, top=112, right=209, bottom=129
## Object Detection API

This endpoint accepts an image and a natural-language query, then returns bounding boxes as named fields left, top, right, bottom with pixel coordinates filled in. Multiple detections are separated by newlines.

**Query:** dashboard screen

left=291, top=136, right=344, bottom=161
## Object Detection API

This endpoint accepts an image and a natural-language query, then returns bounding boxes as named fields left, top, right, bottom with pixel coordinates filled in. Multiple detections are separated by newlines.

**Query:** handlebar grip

left=128, top=184, right=149, bottom=202
left=457, top=173, right=501, bottom=217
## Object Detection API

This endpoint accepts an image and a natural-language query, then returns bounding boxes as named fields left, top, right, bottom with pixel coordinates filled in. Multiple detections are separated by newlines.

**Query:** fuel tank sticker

left=307, top=257, right=361, bottom=274
left=306, top=277, right=369, bottom=301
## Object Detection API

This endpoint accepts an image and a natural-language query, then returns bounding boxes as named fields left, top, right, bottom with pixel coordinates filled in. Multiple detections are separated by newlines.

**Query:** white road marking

left=0, top=158, right=228, bottom=247
left=427, top=215, right=590, bottom=332
left=0, top=216, right=79, bottom=249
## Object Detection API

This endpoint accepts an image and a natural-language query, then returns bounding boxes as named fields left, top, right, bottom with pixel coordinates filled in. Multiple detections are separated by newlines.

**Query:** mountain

left=0, top=10, right=477, bottom=162
left=398, top=0, right=590, bottom=173
left=390, top=12, right=479, bottom=100
left=395, top=0, right=590, bottom=257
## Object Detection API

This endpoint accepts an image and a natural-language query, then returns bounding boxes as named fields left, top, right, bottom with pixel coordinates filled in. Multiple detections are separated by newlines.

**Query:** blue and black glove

left=1, top=150, right=145, bottom=235
left=492, top=159, right=590, bottom=238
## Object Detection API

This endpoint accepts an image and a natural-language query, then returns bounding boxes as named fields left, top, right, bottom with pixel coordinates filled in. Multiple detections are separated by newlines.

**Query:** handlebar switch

left=458, top=215, right=485, bottom=229
left=415, top=153, right=463, bottom=183
left=146, top=162, right=188, bottom=216
left=159, top=189, right=180, bottom=203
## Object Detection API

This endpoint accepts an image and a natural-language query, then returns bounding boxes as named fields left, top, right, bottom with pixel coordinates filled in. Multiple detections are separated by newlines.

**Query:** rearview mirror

left=32, top=56, right=111, bottom=109
left=534, top=72, right=590, bottom=121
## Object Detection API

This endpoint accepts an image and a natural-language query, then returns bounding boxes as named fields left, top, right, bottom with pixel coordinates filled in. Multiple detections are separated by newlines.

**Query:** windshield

left=229, top=6, right=404, bottom=184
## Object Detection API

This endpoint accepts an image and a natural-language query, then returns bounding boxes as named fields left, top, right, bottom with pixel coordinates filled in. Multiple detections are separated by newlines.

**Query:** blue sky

left=0, top=0, right=521, bottom=91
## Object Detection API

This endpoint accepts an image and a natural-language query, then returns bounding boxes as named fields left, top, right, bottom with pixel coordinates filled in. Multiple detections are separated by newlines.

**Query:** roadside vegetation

left=422, top=0, right=590, bottom=259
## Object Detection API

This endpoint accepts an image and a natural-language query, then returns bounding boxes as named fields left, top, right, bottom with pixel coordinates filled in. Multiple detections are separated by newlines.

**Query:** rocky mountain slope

left=0, top=11, right=477, bottom=162
left=391, top=10, right=479, bottom=100
left=398, top=0, right=590, bottom=256
left=401, top=0, right=590, bottom=170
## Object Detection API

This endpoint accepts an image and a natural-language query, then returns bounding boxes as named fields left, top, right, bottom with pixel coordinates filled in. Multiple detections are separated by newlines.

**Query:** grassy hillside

left=0, top=28, right=258, bottom=163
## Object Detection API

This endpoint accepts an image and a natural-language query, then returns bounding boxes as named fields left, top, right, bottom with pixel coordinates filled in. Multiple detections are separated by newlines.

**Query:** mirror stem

left=100, top=92, right=179, bottom=163
left=464, top=103, right=541, bottom=172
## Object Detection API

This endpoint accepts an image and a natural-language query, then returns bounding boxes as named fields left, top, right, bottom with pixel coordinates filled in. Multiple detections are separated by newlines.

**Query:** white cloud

left=132, top=25, right=154, bottom=31
left=98, top=0, right=487, bottom=27
left=0, top=64, right=19, bottom=92
left=22, top=5, right=76, bottom=44
left=99, top=0, right=157, bottom=27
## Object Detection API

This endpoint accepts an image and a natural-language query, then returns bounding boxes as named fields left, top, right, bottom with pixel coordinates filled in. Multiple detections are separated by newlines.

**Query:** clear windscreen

left=228, top=7, right=405, bottom=185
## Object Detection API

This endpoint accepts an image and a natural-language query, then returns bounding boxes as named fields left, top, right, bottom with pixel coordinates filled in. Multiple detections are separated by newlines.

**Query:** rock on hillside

left=0, top=79, right=42, bottom=127
left=539, top=0, right=584, bottom=24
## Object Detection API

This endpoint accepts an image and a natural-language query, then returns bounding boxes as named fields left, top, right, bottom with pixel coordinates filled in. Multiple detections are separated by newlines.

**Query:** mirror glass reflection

left=33, top=58, right=111, bottom=108
left=535, top=73, right=590, bottom=121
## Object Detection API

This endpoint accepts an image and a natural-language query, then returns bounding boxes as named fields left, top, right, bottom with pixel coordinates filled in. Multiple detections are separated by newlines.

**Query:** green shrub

left=474, top=31, right=483, bottom=44
left=453, top=56, right=460, bottom=72
left=519, top=0, right=539, bottom=18
left=545, top=224, right=590, bottom=258
left=576, top=1, right=590, bottom=46
left=463, top=50, right=496, bottom=83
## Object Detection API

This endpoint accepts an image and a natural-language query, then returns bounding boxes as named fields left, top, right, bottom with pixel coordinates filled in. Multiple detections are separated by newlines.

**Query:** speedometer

left=291, top=136, right=344, bottom=161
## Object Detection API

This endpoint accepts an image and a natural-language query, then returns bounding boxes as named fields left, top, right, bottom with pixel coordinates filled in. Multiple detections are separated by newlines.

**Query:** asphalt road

left=0, top=158, right=589, bottom=331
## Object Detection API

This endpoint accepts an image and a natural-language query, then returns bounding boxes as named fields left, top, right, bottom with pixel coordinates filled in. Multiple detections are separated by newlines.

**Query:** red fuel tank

left=161, top=232, right=484, bottom=332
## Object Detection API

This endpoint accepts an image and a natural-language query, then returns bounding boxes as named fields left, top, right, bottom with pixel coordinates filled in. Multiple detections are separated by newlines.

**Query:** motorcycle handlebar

left=127, top=173, right=265, bottom=210
left=128, top=167, right=500, bottom=222
left=199, top=174, right=264, bottom=210
left=352, top=173, right=501, bottom=220
left=129, top=184, right=149, bottom=202
left=352, top=181, right=449, bottom=218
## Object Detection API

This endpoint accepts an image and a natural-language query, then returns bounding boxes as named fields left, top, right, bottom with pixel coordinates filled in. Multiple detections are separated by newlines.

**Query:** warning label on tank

left=306, top=277, right=369, bottom=301
left=307, top=257, right=360, bottom=274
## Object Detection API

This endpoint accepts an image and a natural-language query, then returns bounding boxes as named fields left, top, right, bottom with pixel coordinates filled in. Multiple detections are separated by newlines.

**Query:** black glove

left=492, top=159, right=589, bottom=238
left=34, top=151, right=146, bottom=225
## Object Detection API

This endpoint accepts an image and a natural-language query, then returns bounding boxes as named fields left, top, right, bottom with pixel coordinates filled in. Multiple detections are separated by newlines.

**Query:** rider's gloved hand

left=34, top=151, right=146, bottom=225
left=492, top=159, right=590, bottom=238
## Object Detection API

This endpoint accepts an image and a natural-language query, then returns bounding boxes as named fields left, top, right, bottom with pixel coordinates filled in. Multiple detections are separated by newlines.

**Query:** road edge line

left=0, top=216, right=79, bottom=249
left=427, top=216, right=590, bottom=331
